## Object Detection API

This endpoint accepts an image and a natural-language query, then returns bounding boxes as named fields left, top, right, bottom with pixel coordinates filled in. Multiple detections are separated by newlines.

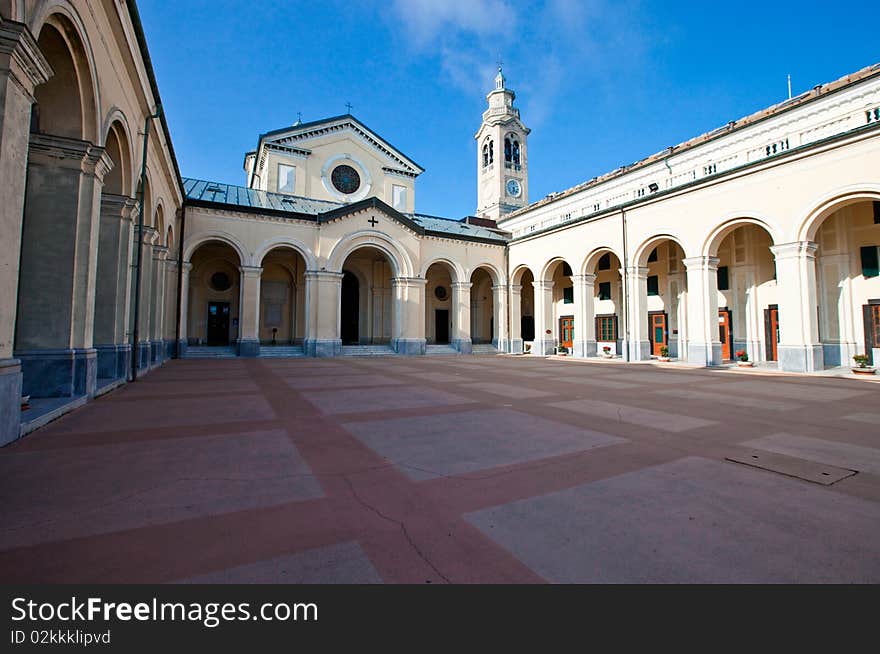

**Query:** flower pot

left=737, top=361, right=754, bottom=367
left=852, top=367, right=876, bottom=375
left=657, top=356, right=670, bottom=362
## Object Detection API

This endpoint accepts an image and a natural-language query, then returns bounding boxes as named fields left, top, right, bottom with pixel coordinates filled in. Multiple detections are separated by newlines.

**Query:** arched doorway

left=470, top=267, right=496, bottom=345
left=340, top=246, right=394, bottom=345
left=510, top=267, right=535, bottom=353
left=425, top=262, right=455, bottom=346
left=585, top=250, right=623, bottom=357
left=259, top=247, right=307, bottom=348
left=186, top=241, right=242, bottom=348
left=541, top=258, right=575, bottom=354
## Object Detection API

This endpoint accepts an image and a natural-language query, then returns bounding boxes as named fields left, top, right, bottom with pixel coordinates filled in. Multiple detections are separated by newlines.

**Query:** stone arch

left=581, top=246, right=624, bottom=275
left=184, top=231, right=249, bottom=265
left=468, top=262, right=504, bottom=287
left=154, top=203, right=165, bottom=244
left=420, top=257, right=463, bottom=283
left=633, top=233, right=688, bottom=267
left=32, top=6, right=99, bottom=142
left=101, top=110, right=135, bottom=195
left=511, top=264, right=534, bottom=285
left=254, top=236, right=317, bottom=270
left=539, top=256, right=574, bottom=282
left=703, top=215, right=781, bottom=257
left=327, top=231, right=413, bottom=278
left=796, top=185, right=880, bottom=242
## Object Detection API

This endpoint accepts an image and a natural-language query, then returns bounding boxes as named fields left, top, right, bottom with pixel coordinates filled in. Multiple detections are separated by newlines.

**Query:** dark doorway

left=206, top=302, right=230, bottom=345
left=341, top=271, right=359, bottom=344
left=435, top=309, right=450, bottom=344
left=521, top=315, right=535, bottom=341
left=764, top=305, right=779, bottom=361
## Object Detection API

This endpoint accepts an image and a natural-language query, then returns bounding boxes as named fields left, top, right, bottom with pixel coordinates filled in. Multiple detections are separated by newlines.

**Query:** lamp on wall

left=648, top=182, right=659, bottom=193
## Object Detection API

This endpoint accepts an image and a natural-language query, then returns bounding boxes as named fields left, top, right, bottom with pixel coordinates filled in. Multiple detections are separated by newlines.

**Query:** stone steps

left=425, top=344, right=458, bottom=355
left=471, top=344, right=500, bottom=355
left=259, top=346, right=305, bottom=358
left=185, top=346, right=237, bottom=359
left=341, top=345, right=394, bottom=356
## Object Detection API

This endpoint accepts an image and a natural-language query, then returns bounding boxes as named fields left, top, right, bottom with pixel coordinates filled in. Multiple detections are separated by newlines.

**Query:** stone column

left=451, top=281, right=472, bottom=354
left=15, top=134, right=111, bottom=398
left=176, top=262, right=192, bottom=357
left=492, top=284, right=508, bottom=351
left=532, top=280, right=555, bottom=355
left=683, top=256, right=722, bottom=366
left=0, top=19, right=52, bottom=444
left=150, top=245, right=168, bottom=365
left=237, top=265, right=262, bottom=357
left=163, top=259, right=178, bottom=359
left=572, top=273, right=596, bottom=357
left=622, top=266, right=650, bottom=361
left=134, top=226, right=156, bottom=371
left=391, top=277, right=426, bottom=355
left=508, top=284, right=523, bottom=353
left=770, top=241, right=824, bottom=372
left=93, top=194, right=136, bottom=379
left=303, top=271, right=342, bottom=357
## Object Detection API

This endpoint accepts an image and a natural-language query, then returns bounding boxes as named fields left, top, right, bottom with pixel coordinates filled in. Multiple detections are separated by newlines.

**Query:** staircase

left=341, top=345, right=394, bottom=356
left=185, top=346, right=237, bottom=359
left=425, top=344, right=458, bottom=355
left=259, top=345, right=305, bottom=358
left=471, top=344, right=500, bottom=355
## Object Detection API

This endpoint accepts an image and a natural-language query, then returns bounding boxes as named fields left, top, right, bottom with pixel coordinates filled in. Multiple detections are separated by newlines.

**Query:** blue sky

left=139, top=0, right=877, bottom=219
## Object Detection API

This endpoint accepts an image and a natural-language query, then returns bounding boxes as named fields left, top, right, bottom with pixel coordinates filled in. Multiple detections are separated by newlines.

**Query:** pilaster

left=770, top=241, right=824, bottom=372
left=451, top=281, right=472, bottom=354
left=683, top=256, right=722, bottom=366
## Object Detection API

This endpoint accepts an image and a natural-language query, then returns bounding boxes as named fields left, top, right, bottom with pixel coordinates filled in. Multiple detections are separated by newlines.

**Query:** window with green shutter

left=717, top=266, right=730, bottom=290
left=563, top=286, right=574, bottom=304
left=647, top=275, right=659, bottom=296
left=861, top=245, right=879, bottom=278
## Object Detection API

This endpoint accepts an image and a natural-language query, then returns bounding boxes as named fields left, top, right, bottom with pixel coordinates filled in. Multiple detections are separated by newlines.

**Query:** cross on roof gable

left=260, top=114, right=425, bottom=175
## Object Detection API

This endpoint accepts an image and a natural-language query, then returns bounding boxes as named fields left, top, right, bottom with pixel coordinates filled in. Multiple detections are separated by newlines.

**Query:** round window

left=210, top=271, right=232, bottom=291
left=331, top=164, right=361, bottom=194
left=434, top=285, right=448, bottom=301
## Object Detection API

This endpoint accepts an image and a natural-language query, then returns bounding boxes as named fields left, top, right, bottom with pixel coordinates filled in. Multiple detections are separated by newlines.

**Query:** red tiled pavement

left=1, top=356, right=878, bottom=583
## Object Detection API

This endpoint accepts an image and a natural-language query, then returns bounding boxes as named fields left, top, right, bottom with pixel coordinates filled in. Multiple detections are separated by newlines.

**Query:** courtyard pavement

left=1, top=356, right=878, bottom=583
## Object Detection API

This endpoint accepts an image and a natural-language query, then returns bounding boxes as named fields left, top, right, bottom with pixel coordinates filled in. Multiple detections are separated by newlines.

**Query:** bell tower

left=475, top=64, right=530, bottom=220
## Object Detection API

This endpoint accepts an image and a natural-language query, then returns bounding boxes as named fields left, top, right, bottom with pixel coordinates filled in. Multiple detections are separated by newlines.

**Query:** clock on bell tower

left=475, top=64, right=530, bottom=220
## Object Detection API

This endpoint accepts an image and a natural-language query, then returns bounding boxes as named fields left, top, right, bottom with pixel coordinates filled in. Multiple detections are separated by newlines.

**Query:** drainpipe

left=174, top=203, right=186, bottom=358
left=620, top=208, right=630, bottom=361
left=131, top=106, right=162, bottom=381
left=505, top=243, right=511, bottom=352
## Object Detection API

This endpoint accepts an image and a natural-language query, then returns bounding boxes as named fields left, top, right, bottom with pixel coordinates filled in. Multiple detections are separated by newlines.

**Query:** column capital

left=572, top=273, right=597, bottom=285
left=239, top=265, right=263, bottom=278
left=682, top=256, right=720, bottom=272
left=391, top=276, right=426, bottom=289
left=100, top=193, right=138, bottom=221
left=304, top=270, right=343, bottom=282
left=451, top=281, right=472, bottom=291
left=137, top=225, right=158, bottom=245
left=769, top=241, right=818, bottom=261
left=0, top=19, right=53, bottom=96
left=532, top=280, right=554, bottom=292
left=508, top=284, right=523, bottom=296
left=182, top=262, right=194, bottom=272
left=152, top=245, right=169, bottom=260
left=623, top=266, right=649, bottom=278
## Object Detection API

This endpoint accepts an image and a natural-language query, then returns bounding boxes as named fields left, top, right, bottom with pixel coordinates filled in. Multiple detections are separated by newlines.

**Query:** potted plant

left=657, top=345, right=670, bottom=362
left=557, top=345, right=568, bottom=357
left=736, top=349, right=753, bottom=367
left=852, top=354, right=876, bottom=375
left=601, top=345, right=613, bottom=358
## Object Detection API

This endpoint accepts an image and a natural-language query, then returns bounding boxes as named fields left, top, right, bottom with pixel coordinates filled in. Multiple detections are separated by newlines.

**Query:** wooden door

left=649, top=312, right=667, bottom=356
left=559, top=316, right=574, bottom=348
left=718, top=308, right=732, bottom=361
left=764, top=305, right=779, bottom=361
left=864, top=303, right=880, bottom=365
left=207, top=302, right=230, bottom=345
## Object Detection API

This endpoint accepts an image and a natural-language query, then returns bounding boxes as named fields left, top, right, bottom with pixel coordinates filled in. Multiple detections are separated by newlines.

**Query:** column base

left=175, top=339, right=188, bottom=359
left=509, top=339, right=524, bottom=354
left=452, top=338, right=472, bottom=354
left=304, top=339, right=342, bottom=357
left=135, top=342, right=151, bottom=371
left=237, top=339, right=260, bottom=357
left=622, top=340, right=651, bottom=361
left=821, top=341, right=858, bottom=368
left=778, top=344, right=824, bottom=373
left=95, top=344, right=131, bottom=379
left=687, top=341, right=722, bottom=366
left=0, top=359, right=23, bottom=447
left=150, top=341, right=160, bottom=365
left=573, top=340, right=597, bottom=358
left=532, top=339, right=556, bottom=356
left=392, top=338, right=426, bottom=355
left=16, top=348, right=97, bottom=398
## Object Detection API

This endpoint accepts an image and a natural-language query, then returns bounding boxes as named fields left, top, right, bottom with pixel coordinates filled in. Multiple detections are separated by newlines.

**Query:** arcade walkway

left=1, top=356, right=878, bottom=583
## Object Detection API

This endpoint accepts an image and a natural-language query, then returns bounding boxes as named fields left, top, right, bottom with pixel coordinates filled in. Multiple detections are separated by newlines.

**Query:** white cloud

left=392, top=0, right=517, bottom=42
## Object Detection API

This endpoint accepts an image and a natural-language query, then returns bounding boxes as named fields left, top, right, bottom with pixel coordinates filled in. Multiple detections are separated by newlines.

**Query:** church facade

left=0, top=0, right=879, bottom=445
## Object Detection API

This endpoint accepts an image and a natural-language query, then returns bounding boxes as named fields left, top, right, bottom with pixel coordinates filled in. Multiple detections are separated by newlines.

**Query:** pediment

left=262, top=115, right=424, bottom=175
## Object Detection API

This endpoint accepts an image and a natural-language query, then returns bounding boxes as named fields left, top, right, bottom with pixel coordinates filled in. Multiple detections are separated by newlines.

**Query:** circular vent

left=210, top=271, right=232, bottom=291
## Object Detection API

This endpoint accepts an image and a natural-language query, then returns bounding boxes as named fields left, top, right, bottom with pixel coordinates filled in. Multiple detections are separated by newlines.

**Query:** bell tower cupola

left=475, top=63, right=530, bottom=220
